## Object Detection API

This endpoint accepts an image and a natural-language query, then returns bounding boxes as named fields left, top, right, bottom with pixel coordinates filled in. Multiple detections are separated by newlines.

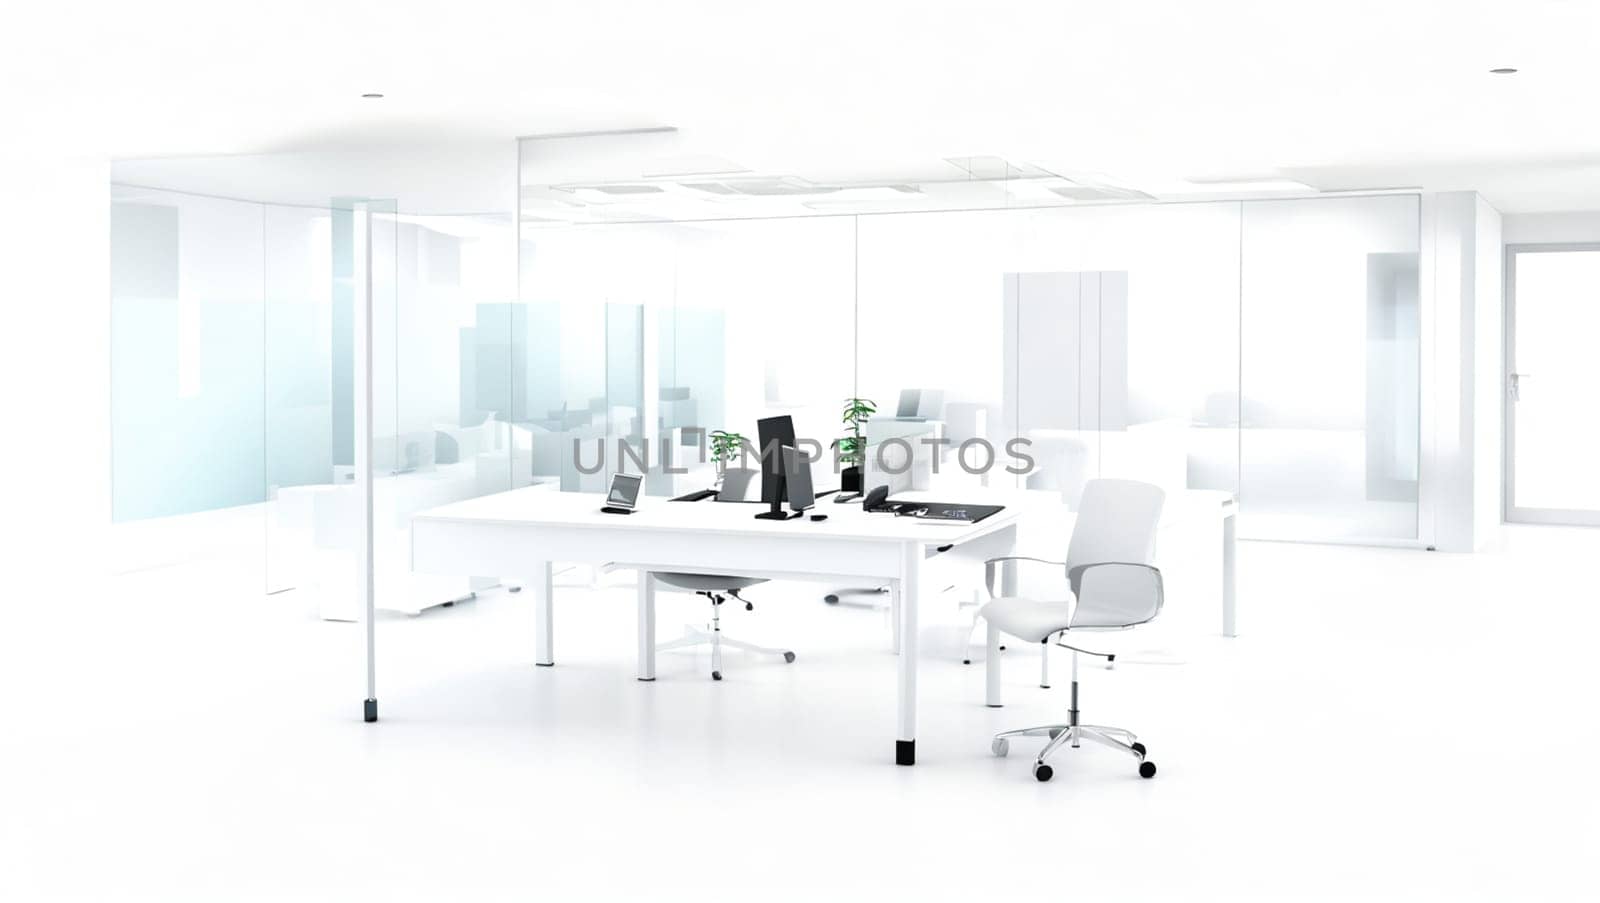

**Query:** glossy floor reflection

left=3, top=527, right=1597, bottom=901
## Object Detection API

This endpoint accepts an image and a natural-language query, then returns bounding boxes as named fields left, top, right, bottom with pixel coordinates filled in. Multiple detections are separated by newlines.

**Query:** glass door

left=1505, top=245, right=1600, bottom=525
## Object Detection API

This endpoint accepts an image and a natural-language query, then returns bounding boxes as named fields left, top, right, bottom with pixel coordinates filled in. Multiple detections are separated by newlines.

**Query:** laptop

left=601, top=473, right=643, bottom=514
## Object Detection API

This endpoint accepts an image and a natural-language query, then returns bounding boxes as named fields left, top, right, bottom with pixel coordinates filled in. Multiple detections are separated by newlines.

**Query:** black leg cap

left=363, top=698, right=378, bottom=723
left=896, top=740, right=916, bottom=766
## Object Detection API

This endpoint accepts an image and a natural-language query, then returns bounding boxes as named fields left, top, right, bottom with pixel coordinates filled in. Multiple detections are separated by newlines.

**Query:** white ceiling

left=11, top=0, right=1600, bottom=213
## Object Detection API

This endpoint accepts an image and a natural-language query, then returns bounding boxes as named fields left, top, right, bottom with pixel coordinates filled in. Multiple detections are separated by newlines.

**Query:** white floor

left=4, top=527, right=1598, bottom=901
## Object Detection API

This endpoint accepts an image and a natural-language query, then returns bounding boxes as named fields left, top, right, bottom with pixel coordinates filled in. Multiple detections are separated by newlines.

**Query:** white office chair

left=981, top=478, right=1166, bottom=782
left=654, top=468, right=796, bottom=680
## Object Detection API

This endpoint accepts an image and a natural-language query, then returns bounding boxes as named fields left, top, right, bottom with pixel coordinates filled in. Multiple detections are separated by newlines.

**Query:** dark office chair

left=653, top=468, right=796, bottom=680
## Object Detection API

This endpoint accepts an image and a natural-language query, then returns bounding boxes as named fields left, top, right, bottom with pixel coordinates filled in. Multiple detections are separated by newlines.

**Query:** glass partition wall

left=1239, top=196, right=1422, bottom=540
left=107, top=168, right=1422, bottom=615
left=518, top=217, right=855, bottom=497
left=109, top=187, right=269, bottom=576
left=111, top=186, right=518, bottom=610
left=854, top=202, right=1245, bottom=505
left=519, top=148, right=1420, bottom=545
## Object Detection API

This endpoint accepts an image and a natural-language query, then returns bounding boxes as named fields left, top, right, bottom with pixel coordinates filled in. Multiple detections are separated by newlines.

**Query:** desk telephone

left=862, top=485, right=1004, bottom=524
left=862, top=485, right=927, bottom=516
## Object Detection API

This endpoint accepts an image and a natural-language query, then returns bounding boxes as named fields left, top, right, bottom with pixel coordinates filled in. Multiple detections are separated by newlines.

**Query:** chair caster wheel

left=1130, top=741, right=1147, bottom=758
left=999, top=645, right=1007, bottom=652
left=1032, top=762, right=1053, bottom=782
left=962, top=658, right=972, bottom=665
left=991, top=738, right=1009, bottom=757
left=824, top=594, right=840, bottom=604
left=711, top=671, right=722, bottom=681
left=783, top=651, right=796, bottom=663
left=1139, top=761, right=1157, bottom=779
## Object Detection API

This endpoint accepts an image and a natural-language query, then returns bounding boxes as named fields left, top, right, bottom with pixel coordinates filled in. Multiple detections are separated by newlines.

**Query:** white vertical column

left=637, top=570, right=656, bottom=681
left=896, top=541, right=921, bottom=765
left=356, top=203, right=377, bottom=722
left=533, top=561, right=554, bottom=666
left=1221, top=502, right=1238, bottom=637
left=985, top=623, right=1004, bottom=708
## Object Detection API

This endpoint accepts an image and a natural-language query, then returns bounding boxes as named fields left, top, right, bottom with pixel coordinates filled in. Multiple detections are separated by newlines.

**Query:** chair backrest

left=717, top=467, right=758, bottom=502
left=1065, top=479, right=1166, bottom=573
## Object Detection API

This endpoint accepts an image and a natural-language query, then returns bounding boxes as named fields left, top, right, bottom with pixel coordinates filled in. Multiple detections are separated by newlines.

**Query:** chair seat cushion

left=653, top=572, right=769, bottom=592
left=979, top=597, right=1074, bottom=643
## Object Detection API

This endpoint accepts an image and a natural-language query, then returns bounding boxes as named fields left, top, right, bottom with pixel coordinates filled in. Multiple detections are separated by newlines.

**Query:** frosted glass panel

left=263, top=204, right=333, bottom=594
left=855, top=210, right=1016, bottom=495
left=1239, top=195, right=1420, bottom=541
left=1509, top=249, right=1600, bottom=513
left=377, top=211, right=516, bottom=612
left=518, top=226, right=622, bottom=492
left=261, top=199, right=394, bottom=613
left=675, top=217, right=854, bottom=493
left=514, top=131, right=1425, bottom=546
left=855, top=204, right=1240, bottom=505
left=519, top=218, right=853, bottom=495
left=1009, top=205, right=1241, bottom=505
left=111, top=190, right=264, bottom=522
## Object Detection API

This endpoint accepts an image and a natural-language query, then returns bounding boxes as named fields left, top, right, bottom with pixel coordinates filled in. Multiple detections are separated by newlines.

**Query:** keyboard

left=671, top=489, right=718, bottom=502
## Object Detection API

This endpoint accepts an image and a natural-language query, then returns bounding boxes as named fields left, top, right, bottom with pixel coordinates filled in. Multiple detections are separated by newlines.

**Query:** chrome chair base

left=991, top=722, right=1155, bottom=782
left=657, top=625, right=795, bottom=659
left=990, top=652, right=1157, bottom=782
left=657, top=592, right=795, bottom=680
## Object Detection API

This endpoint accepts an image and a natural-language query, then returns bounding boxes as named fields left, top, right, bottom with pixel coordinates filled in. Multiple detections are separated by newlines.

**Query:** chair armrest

left=983, top=555, right=1067, bottom=598
left=1067, top=562, right=1164, bottom=628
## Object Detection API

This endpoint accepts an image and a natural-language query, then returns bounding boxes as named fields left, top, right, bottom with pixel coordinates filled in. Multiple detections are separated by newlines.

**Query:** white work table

left=412, top=486, right=1024, bottom=765
left=407, top=485, right=1237, bottom=765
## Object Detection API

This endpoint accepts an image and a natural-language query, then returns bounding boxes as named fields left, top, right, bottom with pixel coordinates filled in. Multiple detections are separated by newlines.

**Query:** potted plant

left=836, top=397, right=876, bottom=493
left=708, top=429, right=746, bottom=487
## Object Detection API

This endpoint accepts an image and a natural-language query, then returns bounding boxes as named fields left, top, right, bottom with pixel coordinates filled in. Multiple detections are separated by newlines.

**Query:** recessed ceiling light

left=361, top=92, right=384, bottom=99
left=1489, top=67, right=1518, bottom=75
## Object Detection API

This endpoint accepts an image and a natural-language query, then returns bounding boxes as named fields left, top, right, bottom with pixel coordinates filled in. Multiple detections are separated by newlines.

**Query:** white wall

left=1473, top=197, right=1504, bottom=545
left=1503, top=211, right=1600, bottom=244
left=0, top=153, right=111, bottom=581
left=1423, top=191, right=1503, bottom=552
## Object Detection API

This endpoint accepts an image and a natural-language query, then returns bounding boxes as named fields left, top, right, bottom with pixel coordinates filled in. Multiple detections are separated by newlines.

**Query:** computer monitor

left=781, top=445, right=814, bottom=513
left=755, top=415, right=797, bottom=520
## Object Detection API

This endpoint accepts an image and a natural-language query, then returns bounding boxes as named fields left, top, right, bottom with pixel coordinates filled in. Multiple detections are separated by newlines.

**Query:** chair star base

left=991, top=722, right=1154, bottom=782
left=656, top=591, right=796, bottom=680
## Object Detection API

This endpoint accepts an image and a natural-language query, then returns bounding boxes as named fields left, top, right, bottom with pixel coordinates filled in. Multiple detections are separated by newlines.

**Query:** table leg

left=1222, top=507, right=1237, bottom=638
left=532, top=560, right=554, bottom=666
left=896, top=542, right=921, bottom=765
left=890, top=587, right=902, bottom=655
left=637, top=570, right=656, bottom=681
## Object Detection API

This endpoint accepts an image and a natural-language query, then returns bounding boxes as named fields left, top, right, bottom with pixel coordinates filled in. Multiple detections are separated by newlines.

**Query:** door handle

left=1509, top=373, right=1532, bottom=401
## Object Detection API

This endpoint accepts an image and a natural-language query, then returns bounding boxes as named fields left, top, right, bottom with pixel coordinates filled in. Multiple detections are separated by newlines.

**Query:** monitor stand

left=754, top=500, right=797, bottom=521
